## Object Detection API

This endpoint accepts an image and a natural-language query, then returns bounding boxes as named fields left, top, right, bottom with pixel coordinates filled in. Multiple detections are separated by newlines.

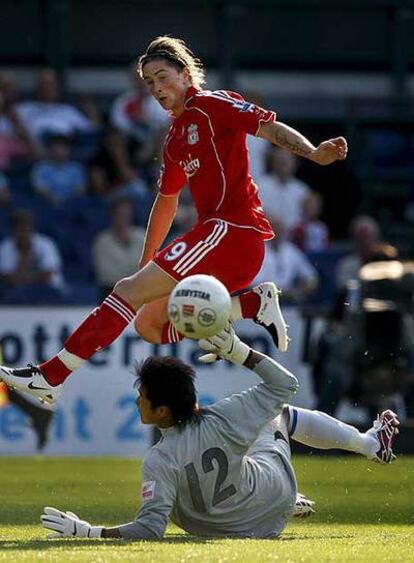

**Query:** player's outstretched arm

left=199, top=324, right=298, bottom=399
left=40, top=507, right=144, bottom=539
left=41, top=507, right=107, bottom=539
left=41, top=452, right=175, bottom=540
left=257, top=120, right=347, bottom=165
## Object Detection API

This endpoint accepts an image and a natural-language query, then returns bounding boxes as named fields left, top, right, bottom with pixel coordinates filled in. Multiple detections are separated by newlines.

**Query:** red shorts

left=153, top=219, right=265, bottom=294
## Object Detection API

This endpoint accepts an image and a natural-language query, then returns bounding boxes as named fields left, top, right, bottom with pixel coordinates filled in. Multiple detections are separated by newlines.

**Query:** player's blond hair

left=138, top=36, right=206, bottom=88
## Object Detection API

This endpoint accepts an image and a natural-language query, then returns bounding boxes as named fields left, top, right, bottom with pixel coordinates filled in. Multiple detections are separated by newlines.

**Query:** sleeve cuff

left=118, top=521, right=160, bottom=540
left=254, top=112, right=277, bottom=137
left=89, top=526, right=104, bottom=538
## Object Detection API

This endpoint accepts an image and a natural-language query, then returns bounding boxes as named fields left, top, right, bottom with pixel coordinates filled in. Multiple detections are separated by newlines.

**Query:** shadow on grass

left=0, top=532, right=355, bottom=551
left=1, top=511, right=411, bottom=526
left=280, top=534, right=354, bottom=541
left=0, top=537, right=209, bottom=551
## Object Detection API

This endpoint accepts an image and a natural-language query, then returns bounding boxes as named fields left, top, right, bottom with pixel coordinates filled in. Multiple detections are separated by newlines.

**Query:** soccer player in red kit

left=0, top=36, right=347, bottom=404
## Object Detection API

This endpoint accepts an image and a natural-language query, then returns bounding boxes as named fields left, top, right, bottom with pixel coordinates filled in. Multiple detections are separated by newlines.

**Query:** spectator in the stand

left=110, top=61, right=171, bottom=180
left=315, top=242, right=407, bottom=418
left=16, top=69, right=98, bottom=147
left=31, top=135, right=86, bottom=205
left=244, top=91, right=270, bottom=184
left=92, top=198, right=145, bottom=300
left=336, top=215, right=381, bottom=290
left=0, top=72, right=35, bottom=167
left=111, top=64, right=169, bottom=134
left=254, top=215, right=318, bottom=304
left=87, top=163, right=110, bottom=198
left=259, top=148, right=311, bottom=231
left=0, top=171, right=11, bottom=206
left=91, top=128, right=149, bottom=205
left=0, top=209, right=66, bottom=298
left=291, top=191, right=330, bottom=252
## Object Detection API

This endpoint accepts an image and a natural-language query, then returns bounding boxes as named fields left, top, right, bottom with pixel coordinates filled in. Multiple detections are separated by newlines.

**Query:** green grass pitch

left=0, top=455, right=413, bottom=562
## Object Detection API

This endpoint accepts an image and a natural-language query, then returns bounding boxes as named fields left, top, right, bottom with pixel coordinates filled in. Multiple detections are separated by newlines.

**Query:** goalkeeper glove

left=41, top=506, right=103, bottom=538
left=293, top=493, right=316, bottom=518
left=199, top=323, right=250, bottom=365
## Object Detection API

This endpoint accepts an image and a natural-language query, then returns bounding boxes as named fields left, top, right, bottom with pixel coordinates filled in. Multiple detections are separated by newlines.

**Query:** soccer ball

left=168, top=274, right=231, bottom=339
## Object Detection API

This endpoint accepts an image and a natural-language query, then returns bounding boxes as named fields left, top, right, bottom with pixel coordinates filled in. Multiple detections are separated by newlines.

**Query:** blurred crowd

left=0, top=65, right=413, bottom=434
left=0, top=66, right=170, bottom=303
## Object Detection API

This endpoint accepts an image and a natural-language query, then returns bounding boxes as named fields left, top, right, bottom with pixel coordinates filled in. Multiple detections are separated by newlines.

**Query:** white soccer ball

left=168, top=275, right=231, bottom=339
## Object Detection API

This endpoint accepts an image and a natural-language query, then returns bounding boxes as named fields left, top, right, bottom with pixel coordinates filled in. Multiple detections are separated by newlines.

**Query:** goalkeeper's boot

left=293, top=493, right=316, bottom=518
left=0, top=364, right=61, bottom=406
left=253, top=282, right=290, bottom=352
left=366, top=409, right=400, bottom=464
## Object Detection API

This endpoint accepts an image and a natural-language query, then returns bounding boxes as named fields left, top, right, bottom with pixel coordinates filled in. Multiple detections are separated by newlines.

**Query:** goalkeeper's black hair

left=135, top=356, right=199, bottom=427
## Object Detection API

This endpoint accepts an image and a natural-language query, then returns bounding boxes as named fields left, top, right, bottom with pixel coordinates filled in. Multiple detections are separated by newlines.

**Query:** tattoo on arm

left=256, top=121, right=317, bottom=159
left=273, top=132, right=309, bottom=156
left=272, top=123, right=315, bottom=157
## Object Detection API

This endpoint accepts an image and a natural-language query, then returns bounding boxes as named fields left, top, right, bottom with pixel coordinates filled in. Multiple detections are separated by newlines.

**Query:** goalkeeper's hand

left=198, top=323, right=250, bottom=365
left=293, top=493, right=316, bottom=518
left=41, top=506, right=103, bottom=539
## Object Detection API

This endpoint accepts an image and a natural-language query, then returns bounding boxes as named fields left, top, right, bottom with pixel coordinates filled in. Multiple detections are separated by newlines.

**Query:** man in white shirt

left=258, top=148, right=311, bottom=231
left=0, top=209, right=65, bottom=292
left=92, top=198, right=146, bottom=299
left=255, top=215, right=318, bottom=304
left=110, top=67, right=170, bottom=139
left=109, top=65, right=170, bottom=182
left=16, top=69, right=96, bottom=145
left=336, top=215, right=381, bottom=291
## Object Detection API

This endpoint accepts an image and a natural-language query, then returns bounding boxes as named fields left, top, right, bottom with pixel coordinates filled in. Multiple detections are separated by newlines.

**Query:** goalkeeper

left=41, top=325, right=399, bottom=540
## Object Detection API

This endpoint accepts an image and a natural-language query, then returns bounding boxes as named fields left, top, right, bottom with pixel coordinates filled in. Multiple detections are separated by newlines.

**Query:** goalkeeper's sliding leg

left=284, top=406, right=400, bottom=464
left=286, top=405, right=400, bottom=518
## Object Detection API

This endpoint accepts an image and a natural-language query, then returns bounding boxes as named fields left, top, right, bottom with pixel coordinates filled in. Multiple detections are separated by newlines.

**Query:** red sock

left=40, top=293, right=136, bottom=386
left=238, top=290, right=260, bottom=319
left=161, top=321, right=185, bottom=344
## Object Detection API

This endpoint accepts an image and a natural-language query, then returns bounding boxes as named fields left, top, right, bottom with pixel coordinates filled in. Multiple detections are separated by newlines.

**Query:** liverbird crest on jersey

left=187, top=123, right=199, bottom=145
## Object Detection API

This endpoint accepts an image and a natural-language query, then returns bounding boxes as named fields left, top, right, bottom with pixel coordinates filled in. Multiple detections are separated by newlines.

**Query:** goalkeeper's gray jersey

left=119, top=358, right=298, bottom=540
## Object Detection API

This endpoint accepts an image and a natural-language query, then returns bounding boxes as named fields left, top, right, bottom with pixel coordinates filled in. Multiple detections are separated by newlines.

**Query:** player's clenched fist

left=41, top=506, right=103, bottom=538
left=311, top=137, right=348, bottom=166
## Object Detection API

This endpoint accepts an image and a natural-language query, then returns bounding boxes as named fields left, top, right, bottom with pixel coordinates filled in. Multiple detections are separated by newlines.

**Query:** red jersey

left=158, top=87, right=275, bottom=240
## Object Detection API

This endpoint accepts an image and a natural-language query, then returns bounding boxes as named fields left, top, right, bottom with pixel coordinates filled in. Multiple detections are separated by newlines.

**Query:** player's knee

left=114, top=276, right=130, bottom=297
left=134, top=314, right=162, bottom=343
left=113, top=276, right=140, bottom=307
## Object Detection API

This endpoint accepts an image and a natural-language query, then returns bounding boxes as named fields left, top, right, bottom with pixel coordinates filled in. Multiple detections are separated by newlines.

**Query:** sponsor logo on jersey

left=187, top=123, right=199, bottom=145
left=141, top=480, right=156, bottom=500
left=180, top=154, right=200, bottom=178
left=175, top=289, right=210, bottom=301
